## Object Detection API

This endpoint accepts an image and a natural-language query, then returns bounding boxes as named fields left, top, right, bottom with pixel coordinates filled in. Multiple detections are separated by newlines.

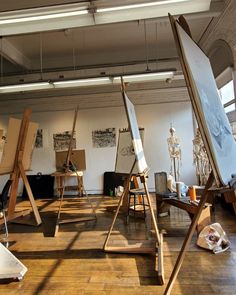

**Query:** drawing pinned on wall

left=35, top=129, right=43, bottom=148
left=92, top=128, right=116, bottom=148
left=53, top=131, right=76, bottom=151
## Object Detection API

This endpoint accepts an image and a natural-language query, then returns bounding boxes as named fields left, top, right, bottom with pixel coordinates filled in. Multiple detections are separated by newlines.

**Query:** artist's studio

left=0, top=1, right=236, bottom=294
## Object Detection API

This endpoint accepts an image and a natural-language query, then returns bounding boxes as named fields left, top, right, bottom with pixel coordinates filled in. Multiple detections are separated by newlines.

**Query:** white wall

left=0, top=101, right=197, bottom=194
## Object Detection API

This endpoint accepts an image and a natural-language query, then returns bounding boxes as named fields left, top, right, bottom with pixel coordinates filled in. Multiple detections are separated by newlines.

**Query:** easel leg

left=19, top=164, right=42, bottom=225
left=142, top=176, right=164, bottom=284
left=143, top=179, right=160, bottom=245
left=78, top=175, right=96, bottom=217
left=103, top=174, right=132, bottom=250
left=164, top=172, right=214, bottom=295
left=54, top=176, right=66, bottom=237
left=7, top=171, right=20, bottom=218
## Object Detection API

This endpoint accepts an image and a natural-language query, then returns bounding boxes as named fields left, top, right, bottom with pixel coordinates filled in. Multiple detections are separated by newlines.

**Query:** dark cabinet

left=22, top=174, right=54, bottom=199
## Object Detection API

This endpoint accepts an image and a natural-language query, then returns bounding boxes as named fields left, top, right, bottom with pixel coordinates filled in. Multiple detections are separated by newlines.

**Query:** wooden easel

left=103, top=80, right=164, bottom=285
left=2, top=108, right=42, bottom=226
left=105, top=128, right=144, bottom=214
left=103, top=160, right=164, bottom=284
left=164, top=15, right=236, bottom=294
left=53, top=107, right=96, bottom=236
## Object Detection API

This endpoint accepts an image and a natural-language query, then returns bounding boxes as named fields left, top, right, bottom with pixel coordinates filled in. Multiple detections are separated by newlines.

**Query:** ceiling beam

left=0, top=38, right=32, bottom=70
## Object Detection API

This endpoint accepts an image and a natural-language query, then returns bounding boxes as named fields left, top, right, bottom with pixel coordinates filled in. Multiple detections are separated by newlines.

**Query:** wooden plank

left=0, top=210, right=31, bottom=225
left=18, top=161, right=42, bottom=226
left=157, top=235, right=165, bottom=285
left=59, top=216, right=96, bottom=225
left=104, top=246, right=155, bottom=254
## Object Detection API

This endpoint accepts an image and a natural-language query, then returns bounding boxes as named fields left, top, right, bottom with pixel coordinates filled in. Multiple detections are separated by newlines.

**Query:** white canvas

left=123, top=92, right=148, bottom=174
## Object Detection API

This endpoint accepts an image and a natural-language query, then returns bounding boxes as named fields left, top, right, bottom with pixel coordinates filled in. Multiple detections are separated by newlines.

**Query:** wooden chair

left=127, top=187, right=148, bottom=222
left=126, top=175, right=151, bottom=222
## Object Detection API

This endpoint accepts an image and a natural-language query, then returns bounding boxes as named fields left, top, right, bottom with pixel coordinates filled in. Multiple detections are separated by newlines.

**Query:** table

left=52, top=170, right=84, bottom=197
left=156, top=194, right=211, bottom=233
left=51, top=170, right=96, bottom=236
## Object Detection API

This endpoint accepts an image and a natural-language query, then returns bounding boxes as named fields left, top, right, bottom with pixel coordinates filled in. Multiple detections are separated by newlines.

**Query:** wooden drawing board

left=115, top=129, right=144, bottom=174
left=0, top=118, right=38, bottom=175
left=122, top=91, right=148, bottom=174
left=56, top=149, right=86, bottom=171
left=175, top=21, right=236, bottom=186
left=22, top=121, right=38, bottom=171
left=0, top=118, right=21, bottom=175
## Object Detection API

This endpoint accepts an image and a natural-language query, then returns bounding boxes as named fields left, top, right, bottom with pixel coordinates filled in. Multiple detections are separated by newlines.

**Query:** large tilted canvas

left=174, top=21, right=236, bottom=186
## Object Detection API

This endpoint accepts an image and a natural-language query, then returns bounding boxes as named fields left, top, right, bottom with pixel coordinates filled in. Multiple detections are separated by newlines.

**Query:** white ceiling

left=0, top=0, right=227, bottom=114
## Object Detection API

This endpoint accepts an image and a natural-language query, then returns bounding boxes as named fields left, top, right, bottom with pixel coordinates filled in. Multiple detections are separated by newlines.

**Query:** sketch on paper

left=53, top=131, right=76, bottom=151
left=92, top=128, right=116, bottom=148
left=115, top=128, right=144, bottom=174
left=35, top=129, right=43, bottom=148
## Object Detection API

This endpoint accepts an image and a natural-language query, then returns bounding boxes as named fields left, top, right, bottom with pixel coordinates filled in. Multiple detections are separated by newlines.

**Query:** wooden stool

left=127, top=188, right=149, bottom=222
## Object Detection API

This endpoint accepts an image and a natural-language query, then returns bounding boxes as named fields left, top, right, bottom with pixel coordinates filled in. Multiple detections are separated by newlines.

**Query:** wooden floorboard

left=0, top=195, right=236, bottom=295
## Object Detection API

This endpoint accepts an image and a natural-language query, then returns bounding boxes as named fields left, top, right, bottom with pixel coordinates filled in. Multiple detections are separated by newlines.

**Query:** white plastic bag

left=115, top=186, right=124, bottom=197
left=197, top=223, right=230, bottom=254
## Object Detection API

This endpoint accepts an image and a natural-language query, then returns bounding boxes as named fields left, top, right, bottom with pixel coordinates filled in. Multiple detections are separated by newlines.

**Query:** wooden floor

left=0, top=195, right=236, bottom=295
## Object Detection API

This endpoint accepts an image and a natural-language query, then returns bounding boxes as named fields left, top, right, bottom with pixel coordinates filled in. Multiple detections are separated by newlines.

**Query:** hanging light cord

left=144, top=20, right=150, bottom=72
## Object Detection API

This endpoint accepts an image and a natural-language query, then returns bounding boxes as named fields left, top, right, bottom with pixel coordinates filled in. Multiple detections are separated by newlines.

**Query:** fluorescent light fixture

left=0, top=3, right=93, bottom=35
left=53, top=77, right=112, bottom=88
left=97, top=0, right=192, bottom=13
left=0, top=82, right=53, bottom=93
left=95, top=0, right=211, bottom=25
left=0, top=10, right=88, bottom=25
left=0, top=71, right=175, bottom=93
left=113, top=71, right=174, bottom=83
left=0, top=0, right=211, bottom=35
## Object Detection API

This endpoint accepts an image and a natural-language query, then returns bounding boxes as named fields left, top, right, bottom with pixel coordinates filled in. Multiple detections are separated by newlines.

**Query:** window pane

left=219, top=80, right=235, bottom=113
